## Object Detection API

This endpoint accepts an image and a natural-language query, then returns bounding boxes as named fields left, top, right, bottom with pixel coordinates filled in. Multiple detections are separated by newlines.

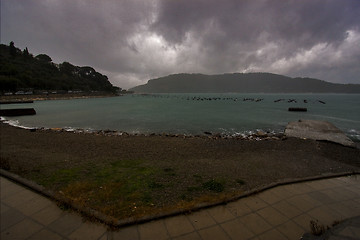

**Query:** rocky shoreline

left=1, top=119, right=286, bottom=141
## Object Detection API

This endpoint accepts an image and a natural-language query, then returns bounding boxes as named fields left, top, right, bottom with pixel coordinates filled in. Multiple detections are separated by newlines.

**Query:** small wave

left=349, top=129, right=360, bottom=134
left=347, top=129, right=360, bottom=142
left=1, top=118, right=36, bottom=130
left=63, top=127, right=76, bottom=132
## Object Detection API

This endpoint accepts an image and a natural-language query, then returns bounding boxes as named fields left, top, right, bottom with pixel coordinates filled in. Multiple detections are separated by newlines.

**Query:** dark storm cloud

left=152, top=0, right=360, bottom=75
left=1, top=0, right=360, bottom=88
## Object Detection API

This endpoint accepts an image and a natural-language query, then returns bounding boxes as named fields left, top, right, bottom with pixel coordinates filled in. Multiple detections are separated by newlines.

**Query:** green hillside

left=0, top=42, right=118, bottom=93
left=130, top=73, right=360, bottom=93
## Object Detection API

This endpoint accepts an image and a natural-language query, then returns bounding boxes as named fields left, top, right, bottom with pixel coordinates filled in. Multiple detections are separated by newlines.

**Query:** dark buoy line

left=288, top=107, right=307, bottom=112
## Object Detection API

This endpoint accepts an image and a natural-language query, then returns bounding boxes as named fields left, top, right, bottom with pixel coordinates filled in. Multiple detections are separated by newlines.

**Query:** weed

left=236, top=179, right=246, bottom=185
left=202, top=179, right=224, bottom=193
left=57, top=202, right=71, bottom=211
left=310, top=219, right=328, bottom=236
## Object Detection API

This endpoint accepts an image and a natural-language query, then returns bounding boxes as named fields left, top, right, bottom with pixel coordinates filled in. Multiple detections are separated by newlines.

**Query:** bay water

left=2, top=93, right=359, bottom=141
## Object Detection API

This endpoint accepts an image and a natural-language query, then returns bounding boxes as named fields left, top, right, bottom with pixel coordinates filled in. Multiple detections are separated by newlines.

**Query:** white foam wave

left=1, top=118, right=35, bottom=130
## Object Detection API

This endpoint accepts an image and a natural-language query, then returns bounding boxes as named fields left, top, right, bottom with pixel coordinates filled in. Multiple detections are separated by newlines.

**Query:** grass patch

left=39, top=167, right=82, bottom=187
left=42, top=159, right=167, bottom=218
left=202, top=179, right=225, bottom=193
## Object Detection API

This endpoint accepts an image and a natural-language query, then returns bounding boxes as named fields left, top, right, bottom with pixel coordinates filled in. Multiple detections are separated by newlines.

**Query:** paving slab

left=173, top=231, right=201, bottom=240
left=257, top=206, right=288, bottom=227
left=277, top=220, right=305, bottom=239
left=225, top=201, right=252, bottom=218
left=31, top=204, right=64, bottom=226
left=206, top=205, right=236, bottom=223
left=164, top=215, right=195, bottom=237
left=138, top=220, right=169, bottom=240
left=238, top=213, right=272, bottom=235
left=47, top=213, right=84, bottom=237
left=187, top=210, right=217, bottom=230
left=242, top=196, right=268, bottom=211
left=257, top=229, right=287, bottom=240
left=26, top=229, right=63, bottom=240
left=220, top=219, right=254, bottom=240
left=1, top=218, right=43, bottom=240
left=0, top=207, right=26, bottom=231
left=272, top=199, right=303, bottom=219
left=198, top=225, right=230, bottom=240
left=68, top=221, right=106, bottom=240
left=110, top=225, right=139, bottom=240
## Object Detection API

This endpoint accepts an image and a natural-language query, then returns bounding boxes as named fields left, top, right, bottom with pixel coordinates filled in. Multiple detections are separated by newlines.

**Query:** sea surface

left=2, top=93, right=360, bottom=141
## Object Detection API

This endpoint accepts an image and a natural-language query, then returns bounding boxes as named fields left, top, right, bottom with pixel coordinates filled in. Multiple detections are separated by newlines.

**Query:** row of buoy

left=134, top=94, right=326, bottom=104
left=274, top=99, right=326, bottom=104
left=134, top=94, right=264, bottom=102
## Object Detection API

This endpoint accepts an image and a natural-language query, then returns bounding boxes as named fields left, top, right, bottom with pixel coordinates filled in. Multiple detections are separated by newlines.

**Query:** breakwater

left=0, top=100, right=34, bottom=104
left=0, top=108, right=36, bottom=117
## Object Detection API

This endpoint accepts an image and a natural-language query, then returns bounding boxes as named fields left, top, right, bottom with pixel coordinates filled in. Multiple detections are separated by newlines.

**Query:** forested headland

left=0, top=42, right=119, bottom=94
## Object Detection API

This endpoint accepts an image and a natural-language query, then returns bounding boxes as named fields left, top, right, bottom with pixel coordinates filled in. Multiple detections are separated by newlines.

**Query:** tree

left=35, top=54, right=52, bottom=63
left=23, top=47, right=29, bottom=56
left=9, top=41, right=16, bottom=56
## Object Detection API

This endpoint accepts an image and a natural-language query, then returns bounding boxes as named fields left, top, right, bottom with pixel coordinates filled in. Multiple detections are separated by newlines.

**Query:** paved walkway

left=1, top=175, right=359, bottom=240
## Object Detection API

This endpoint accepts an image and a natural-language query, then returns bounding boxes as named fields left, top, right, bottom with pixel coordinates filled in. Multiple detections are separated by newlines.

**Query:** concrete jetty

left=285, top=119, right=355, bottom=147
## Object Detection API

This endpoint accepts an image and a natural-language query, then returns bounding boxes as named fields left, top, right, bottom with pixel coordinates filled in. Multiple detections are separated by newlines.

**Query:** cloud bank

left=1, top=0, right=360, bottom=88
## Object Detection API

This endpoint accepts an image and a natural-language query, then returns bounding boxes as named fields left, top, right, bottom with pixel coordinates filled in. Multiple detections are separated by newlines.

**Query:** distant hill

left=130, top=73, right=360, bottom=93
left=0, top=42, right=118, bottom=93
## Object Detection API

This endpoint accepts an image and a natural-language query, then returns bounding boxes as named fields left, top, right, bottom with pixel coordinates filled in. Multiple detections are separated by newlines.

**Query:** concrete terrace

left=1, top=175, right=360, bottom=240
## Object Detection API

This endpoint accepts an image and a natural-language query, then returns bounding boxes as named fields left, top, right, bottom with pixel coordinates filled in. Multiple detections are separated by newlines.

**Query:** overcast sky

left=1, top=0, right=360, bottom=89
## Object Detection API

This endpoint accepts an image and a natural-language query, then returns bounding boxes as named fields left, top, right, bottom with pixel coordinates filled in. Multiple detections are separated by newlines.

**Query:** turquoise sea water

left=2, top=93, right=360, bottom=141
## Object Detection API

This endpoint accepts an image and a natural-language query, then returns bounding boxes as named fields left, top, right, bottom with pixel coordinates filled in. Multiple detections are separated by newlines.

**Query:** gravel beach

left=1, top=122, right=359, bottom=219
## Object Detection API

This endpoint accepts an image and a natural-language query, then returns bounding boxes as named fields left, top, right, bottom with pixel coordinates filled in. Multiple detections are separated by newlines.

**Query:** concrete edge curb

left=1, top=169, right=359, bottom=228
